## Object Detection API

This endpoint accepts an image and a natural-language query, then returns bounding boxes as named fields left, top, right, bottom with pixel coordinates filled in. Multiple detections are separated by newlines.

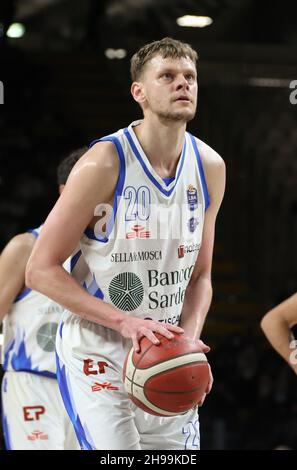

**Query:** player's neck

left=133, top=118, right=186, bottom=175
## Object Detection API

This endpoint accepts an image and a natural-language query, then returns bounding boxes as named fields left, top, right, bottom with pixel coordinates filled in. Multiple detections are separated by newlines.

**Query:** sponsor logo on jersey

left=109, top=272, right=144, bottom=311
left=147, top=266, right=195, bottom=310
left=27, top=430, right=48, bottom=441
left=187, top=185, right=198, bottom=211
left=178, top=243, right=200, bottom=259
left=37, top=305, right=64, bottom=315
left=145, top=314, right=181, bottom=326
left=91, top=381, right=119, bottom=392
left=23, top=406, right=45, bottom=421
left=126, top=224, right=151, bottom=239
left=83, top=359, right=108, bottom=376
left=36, top=322, right=58, bottom=352
left=110, top=250, right=162, bottom=263
left=188, top=217, right=199, bottom=233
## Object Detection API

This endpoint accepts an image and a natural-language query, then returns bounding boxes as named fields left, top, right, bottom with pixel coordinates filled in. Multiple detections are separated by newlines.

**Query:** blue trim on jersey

left=70, top=250, right=82, bottom=272
left=3, top=339, right=15, bottom=371
left=2, top=377, right=8, bottom=393
left=1, top=377, right=12, bottom=449
left=11, top=335, right=35, bottom=372
left=27, top=228, right=39, bottom=238
left=124, top=127, right=186, bottom=197
left=83, top=275, right=104, bottom=300
left=163, top=176, right=175, bottom=186
left=189, top=134, right=210, bottom=211
left=14, top=287, right=32, bottom=303
left=2, top=414, right=12, bottom=450
left=56, top=355, right=94, bottom=450
left=25, top=369, right=56, bottom=379
left=8, top=333, right=56, bottom=377
left=84, top=135, right=126, bottom=242
left=59, top=321, right=64, bottom=339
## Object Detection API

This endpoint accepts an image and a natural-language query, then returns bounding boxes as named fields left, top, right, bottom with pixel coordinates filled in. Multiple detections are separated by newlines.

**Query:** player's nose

left=176, top=74, right=189, bottom=90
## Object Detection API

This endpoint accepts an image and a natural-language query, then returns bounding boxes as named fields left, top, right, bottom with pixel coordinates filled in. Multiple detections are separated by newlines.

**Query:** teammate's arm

left=0, top=234, right=35, bottom=321
left=26, top=142, right=183, bottom=352
left=261, top=293, right=297, bottom=373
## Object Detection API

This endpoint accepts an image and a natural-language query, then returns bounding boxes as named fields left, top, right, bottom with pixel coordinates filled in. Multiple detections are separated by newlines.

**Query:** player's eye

left=185, top=74, right=195, bottom=82
left=161, top=73, right=173, bottom=80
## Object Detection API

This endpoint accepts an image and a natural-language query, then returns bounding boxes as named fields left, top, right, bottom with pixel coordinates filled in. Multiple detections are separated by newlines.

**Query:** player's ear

left=131, top=82, right=146, bottom=105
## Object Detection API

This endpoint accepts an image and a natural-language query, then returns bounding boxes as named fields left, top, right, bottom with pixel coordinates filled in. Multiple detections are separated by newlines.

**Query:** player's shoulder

left=9, top=232, right=36, bottom=249
left=83, top=140, right=119, bottom=169
left=193, top=136, right=224, bottom=170
left=1, top=232, right=36, bottom=260
left=192, top=136, right=226, bottom=206
left=71, top=141, right=119, bottom=183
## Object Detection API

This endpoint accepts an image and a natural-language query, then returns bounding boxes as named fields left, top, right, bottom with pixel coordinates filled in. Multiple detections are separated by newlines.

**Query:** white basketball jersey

left=77, top=120, right=209, bottom=325
left=2, top=227, right=89, bottom=377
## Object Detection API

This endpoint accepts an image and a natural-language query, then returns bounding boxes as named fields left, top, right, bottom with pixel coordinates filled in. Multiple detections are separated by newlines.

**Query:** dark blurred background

left=0, top=0, right=297, bottom=450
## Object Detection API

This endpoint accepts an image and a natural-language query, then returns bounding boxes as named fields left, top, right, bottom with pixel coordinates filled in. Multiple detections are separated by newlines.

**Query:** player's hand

left=119, top=316, right=184, bottom=352
left=198, top=364, right=213, bottom=406
left=194, top=339, right=210, bottom=354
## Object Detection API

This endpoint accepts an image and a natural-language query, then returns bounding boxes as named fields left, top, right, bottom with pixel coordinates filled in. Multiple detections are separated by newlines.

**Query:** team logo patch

left=109, top=272, right=144, bottom=311
left=188, top=217, right=199, bottom=233
left=36, top=322, right=58, bottom=352
left=187, top=185, right=198, bottom=211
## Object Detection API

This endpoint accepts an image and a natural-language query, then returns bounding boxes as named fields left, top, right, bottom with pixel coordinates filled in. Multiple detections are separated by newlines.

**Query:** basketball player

left=0, top=148, right=87, bottom=450
left=26, top=38, right=226, bottom=450
left=261, top=293, right=297, bottom=374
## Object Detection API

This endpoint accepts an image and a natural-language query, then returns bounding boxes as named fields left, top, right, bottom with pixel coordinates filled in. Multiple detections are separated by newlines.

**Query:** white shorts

left=56, top=313, right=200, bottom=451
left=1, top=371, right=80, bottom=450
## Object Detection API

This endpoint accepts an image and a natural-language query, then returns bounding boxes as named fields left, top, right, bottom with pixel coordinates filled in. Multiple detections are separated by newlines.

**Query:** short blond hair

left=130, top=37, right=198, bottom=82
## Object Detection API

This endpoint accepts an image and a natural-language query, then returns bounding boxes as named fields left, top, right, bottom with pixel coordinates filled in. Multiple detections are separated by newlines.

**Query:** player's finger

left=154, top=325, right=175, bottom=339
left=144, top=329, right=161, bottom=345
left=205, top=365, right=213, bottom=393
left=165, top=324, right=184, bottom=334
left=132, top=336, right=141, bottom=353
left=196, top=340, right=210, bottom=353
left=198, top=393, right=206, bottom=406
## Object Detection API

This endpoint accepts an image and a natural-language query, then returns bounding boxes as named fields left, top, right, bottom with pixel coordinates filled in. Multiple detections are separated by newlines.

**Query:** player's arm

left=180, top=144, right=225, bottom=402
left=261, top=293, right=297, bottom=373
left=26, top=143, right=182, bottom=352
left=0, top=233, right=35, bottom=321
left=180, top=144, right=225, bottom=341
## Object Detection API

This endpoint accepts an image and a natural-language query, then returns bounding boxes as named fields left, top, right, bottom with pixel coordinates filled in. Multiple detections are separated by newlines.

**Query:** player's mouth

left=174, top=95, right=191, bottom=102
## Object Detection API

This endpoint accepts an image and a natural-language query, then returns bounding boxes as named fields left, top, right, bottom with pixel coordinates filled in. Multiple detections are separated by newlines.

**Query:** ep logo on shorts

left=0, top=81, right=3, bottom=104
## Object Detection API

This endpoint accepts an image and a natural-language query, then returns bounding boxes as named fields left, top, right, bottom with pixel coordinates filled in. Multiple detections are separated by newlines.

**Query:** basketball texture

left=123, top=333, right=209, bottom=416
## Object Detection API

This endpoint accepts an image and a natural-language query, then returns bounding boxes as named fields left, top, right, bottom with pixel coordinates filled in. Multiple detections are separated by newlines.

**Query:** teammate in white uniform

left=0, top=148, right=87, bottom=450
left=27, top=38, right=226, bottom=450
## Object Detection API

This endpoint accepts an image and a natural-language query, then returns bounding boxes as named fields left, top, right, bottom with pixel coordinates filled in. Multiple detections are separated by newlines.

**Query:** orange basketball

left=123, top=333, right=210, bottom=417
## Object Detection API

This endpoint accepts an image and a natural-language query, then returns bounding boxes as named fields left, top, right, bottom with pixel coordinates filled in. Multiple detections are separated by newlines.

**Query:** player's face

left=141, top=55, right=198, bottom=123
